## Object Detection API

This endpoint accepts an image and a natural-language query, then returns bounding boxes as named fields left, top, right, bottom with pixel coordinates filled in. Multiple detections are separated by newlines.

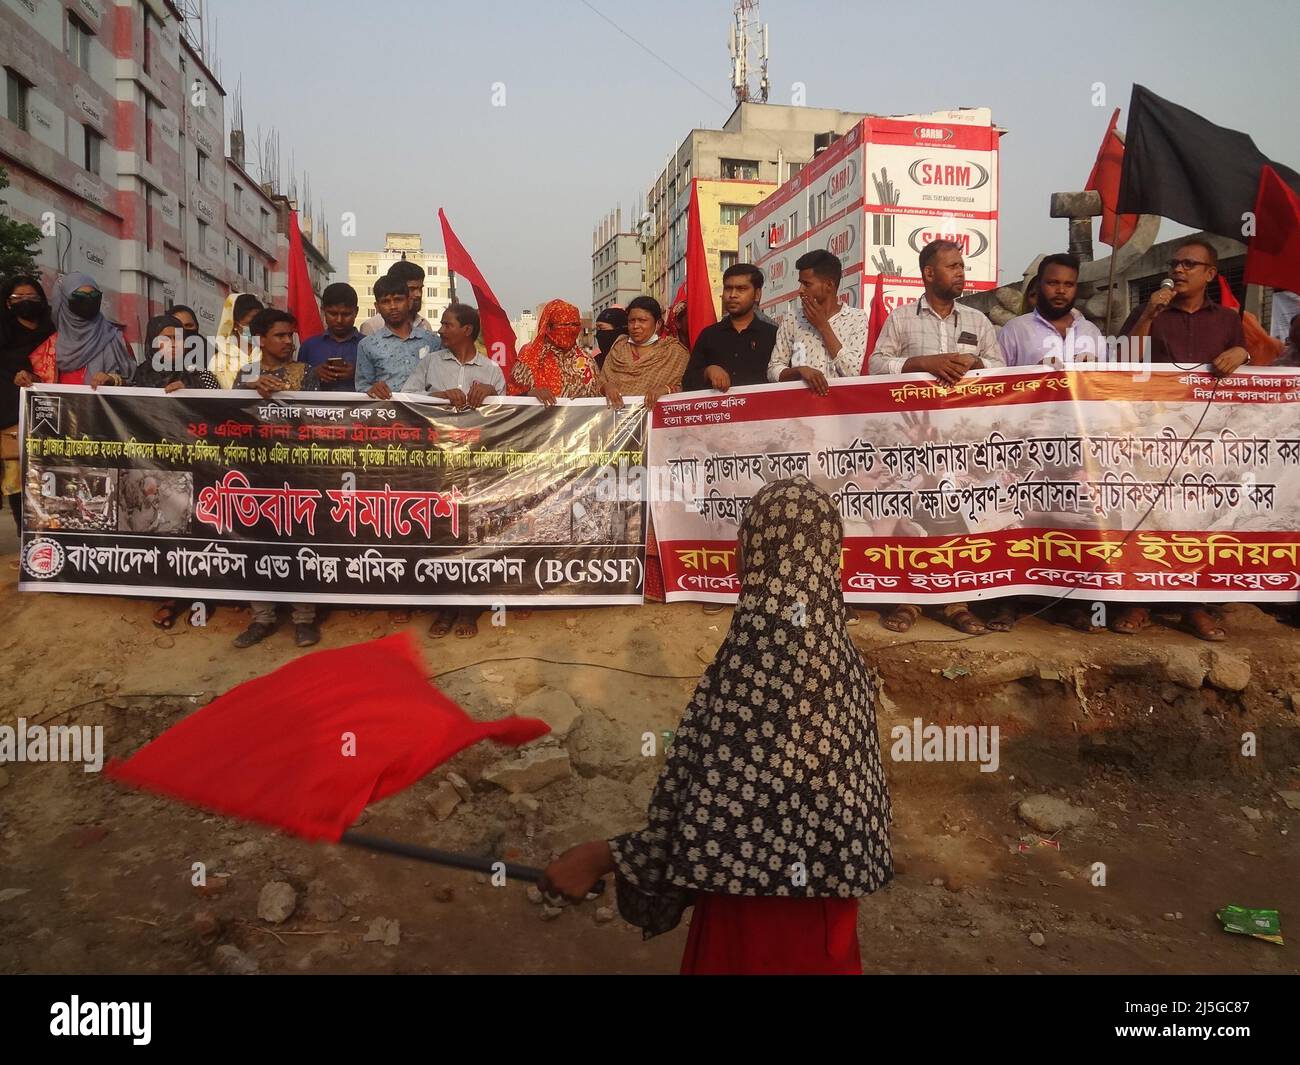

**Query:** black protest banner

left=17, top=386, right=646, bottom=605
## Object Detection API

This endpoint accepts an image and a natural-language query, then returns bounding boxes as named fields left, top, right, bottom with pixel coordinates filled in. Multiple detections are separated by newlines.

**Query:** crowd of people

left=4, top=239, right=1297, bottom=650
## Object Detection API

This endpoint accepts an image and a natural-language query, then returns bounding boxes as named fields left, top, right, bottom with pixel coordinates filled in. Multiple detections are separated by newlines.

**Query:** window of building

left=426, top=287, right=435, bottom=299
left=426, top=264, right=438, bottom=276
left=83, top=126, right=103, bottom=174
left=66, top=13, right=93, bottom=73
left=720, top=251, right=738, bottom=273
left=719, top=203, right=748, bottom=226
left=197, top=219, right=209, bottom=254
left=262, top=265, right=269, bottom=289
left=143, top=9, right=154, bottom=76
left=260, top=207, right=270, bottom=234
left=144, top=187, right=154, bottom=251
left=233, top=183, right=243, bottom=212
left=5, top=69, right=30, bottom=132
left=196, top=147, right=208, bottom=183
left=144, top=99, right=155, bottom=163
left=237, top=246, right=244, bottom=275
left=365, top=264, right=377, bottom=275
left=721, top=158, right=759, bottom=180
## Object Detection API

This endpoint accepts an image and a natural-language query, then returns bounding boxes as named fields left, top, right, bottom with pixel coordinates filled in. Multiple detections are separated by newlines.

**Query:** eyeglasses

left=1168, top=258, right=1211, bottom=271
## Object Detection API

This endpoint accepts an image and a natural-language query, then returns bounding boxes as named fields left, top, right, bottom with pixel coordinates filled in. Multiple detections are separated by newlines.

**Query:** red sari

left=680, top=894, right=862, bottom=975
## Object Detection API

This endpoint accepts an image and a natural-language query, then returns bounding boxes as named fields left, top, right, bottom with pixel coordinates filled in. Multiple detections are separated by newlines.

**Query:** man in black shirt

left=684, top=264, right=777, bottom=391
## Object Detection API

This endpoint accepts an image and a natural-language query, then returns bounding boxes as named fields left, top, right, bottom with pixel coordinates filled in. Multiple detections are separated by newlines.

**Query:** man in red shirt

left=1122, top=238, right=1249, bottom=372
left=1115, top=238, right=1248, bottom=641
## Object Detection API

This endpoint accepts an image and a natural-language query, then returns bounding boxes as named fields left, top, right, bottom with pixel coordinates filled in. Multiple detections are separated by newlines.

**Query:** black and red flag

left=1116, top=85, right=1300, bottom=240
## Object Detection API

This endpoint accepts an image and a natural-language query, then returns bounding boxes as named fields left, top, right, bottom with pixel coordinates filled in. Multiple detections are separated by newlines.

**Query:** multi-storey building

left=0, top=0, right=332, bottom=347
left=641, top=102, right=864, bottom=307
left=347, top=232, right=450, bottom=322
left=591, top=206, right=643, bottom=317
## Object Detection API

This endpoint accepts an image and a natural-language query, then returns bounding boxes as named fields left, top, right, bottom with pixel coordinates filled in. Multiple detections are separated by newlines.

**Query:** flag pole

left=1103, top=244, right=1119, bottom=339
left=339, top=830, right=606, bottom=896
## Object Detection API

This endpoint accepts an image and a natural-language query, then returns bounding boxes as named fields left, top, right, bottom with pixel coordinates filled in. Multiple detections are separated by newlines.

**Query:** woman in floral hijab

left=509, top=298, right=597, bottom=403
left=540, top=477, right=893, bottom=974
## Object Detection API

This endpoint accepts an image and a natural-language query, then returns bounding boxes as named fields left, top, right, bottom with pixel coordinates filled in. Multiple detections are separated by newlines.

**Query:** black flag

left=1116, top=84, right=1300, bottom=240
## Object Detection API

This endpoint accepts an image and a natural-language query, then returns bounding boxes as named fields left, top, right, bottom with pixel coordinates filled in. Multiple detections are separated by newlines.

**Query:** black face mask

left=596, top=330, right=622, bottom=356
left=67, top=291, right=103, bottom=319
left=11, top=299, right=44, bottom=320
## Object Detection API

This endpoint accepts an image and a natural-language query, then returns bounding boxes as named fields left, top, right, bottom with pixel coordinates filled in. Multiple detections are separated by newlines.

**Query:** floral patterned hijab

left=509, top=299, right=595, bottom=397
left=608, top=477, right=893, bottom=936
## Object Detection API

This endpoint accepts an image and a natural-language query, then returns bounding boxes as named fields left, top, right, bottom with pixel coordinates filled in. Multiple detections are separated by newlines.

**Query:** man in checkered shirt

left=866, top=239, right=1005, bottom=636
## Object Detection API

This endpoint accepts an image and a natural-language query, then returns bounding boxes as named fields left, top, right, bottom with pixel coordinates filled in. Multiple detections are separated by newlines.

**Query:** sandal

left=427, top=608, right=455, bottom=639
left=152, top=600, right=183, bottom=629
left=881, top=604, right=921, bottom=633
left=453, top=608, right=480, bottom=639
left=1183, top=606, right=1227, bottom=642
left=1110, top=605, right=1150, bottom=635
left=941, top=605, right=988, bottom=636
left=986, top=603, right=1018, bottom=632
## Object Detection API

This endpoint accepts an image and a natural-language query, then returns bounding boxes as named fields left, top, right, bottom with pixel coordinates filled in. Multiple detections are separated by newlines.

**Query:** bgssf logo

left=22, top=537, right=65, bottom=579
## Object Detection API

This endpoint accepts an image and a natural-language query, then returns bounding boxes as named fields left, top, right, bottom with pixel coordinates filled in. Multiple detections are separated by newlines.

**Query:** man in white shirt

left=869, top=239, right=1004, bottom=381
left=767, top=250, right=869, bottom=394
left=867, top=239, right=1005, bottom=637
left=998, top=253, right=1106, bottom=367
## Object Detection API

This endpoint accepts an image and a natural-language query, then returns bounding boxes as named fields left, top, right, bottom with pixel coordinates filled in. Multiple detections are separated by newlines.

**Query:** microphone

left=1160, top=278, right=1175, bottom=291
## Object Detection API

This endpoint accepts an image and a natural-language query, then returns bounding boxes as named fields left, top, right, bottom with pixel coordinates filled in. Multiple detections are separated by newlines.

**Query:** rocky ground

left=0, top=556, right=1297, bottom=974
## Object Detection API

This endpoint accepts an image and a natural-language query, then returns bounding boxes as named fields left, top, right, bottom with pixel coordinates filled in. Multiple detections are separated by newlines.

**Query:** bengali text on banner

left=648, top=365, right=1300, bottom=604
left=17, top=386, right=647, bottom=605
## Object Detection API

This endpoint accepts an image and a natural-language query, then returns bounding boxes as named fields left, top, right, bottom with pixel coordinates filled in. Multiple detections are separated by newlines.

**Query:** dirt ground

left=0, top=555, right=1297, bottom=974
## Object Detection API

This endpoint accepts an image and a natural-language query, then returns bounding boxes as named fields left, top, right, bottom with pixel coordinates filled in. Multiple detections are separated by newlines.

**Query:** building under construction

left=0, top=0, right=333, bottom=347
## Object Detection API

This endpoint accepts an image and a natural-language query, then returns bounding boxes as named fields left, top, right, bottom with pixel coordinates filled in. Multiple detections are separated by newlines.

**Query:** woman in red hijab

left=509, top=299, right=597, bottom=403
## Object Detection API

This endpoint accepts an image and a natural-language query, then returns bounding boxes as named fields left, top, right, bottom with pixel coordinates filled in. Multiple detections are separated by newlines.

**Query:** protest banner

left=649, top=366, right=1300, bottom=603
left=18, top=387, right=646, bottom=605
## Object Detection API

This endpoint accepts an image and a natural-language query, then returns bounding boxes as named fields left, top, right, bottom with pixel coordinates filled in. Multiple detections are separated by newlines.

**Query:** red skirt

left=680, top=893, right=861, bottom=975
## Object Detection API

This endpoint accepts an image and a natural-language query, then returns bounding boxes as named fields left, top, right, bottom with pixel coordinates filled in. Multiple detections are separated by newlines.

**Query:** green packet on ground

left=1217, top=905, right=1283, bottom=945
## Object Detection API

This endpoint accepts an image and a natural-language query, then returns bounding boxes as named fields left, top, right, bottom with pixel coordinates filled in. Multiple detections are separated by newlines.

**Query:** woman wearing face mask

left=2, top=275, right=57, bottom=529
left=508, top=298, right=598, bottom=404
left=592, top=306, right=628, bottom=371
left=211, top=292, right=264, bottom=388
left=596, top=295, right=690, bottom=409
left=30, top=274, right=134, bottom=387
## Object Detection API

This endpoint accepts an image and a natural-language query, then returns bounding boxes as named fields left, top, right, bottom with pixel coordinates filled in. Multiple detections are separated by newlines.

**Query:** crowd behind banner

left=6, top=238, right=1300, bottom=649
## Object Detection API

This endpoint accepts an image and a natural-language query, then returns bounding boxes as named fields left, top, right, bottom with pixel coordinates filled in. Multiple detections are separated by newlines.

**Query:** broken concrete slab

left=514, top=687, right=583, bottom=740
left=482, top=748, right=571, bottom=794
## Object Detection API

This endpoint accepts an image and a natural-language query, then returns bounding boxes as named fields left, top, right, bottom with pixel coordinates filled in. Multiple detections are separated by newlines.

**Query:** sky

left=212, top=0, right=1299, bottom=315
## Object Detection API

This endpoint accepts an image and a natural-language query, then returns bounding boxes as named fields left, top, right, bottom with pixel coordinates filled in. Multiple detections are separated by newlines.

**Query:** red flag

left=1217, top=274, right=1240, bottom=311
left=685, top=181, right=718, bottom=348
left=1244, top=165, right=1300, bottom=294
left=286, top=210, right=324, bottom=342
left=1085, top=109, right=1139, bottom=248
left=438, top=209, right=517, bottom=376
left=106, top=634, right=548, bottom=842
left=863, top=281, right=888, bottom=374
